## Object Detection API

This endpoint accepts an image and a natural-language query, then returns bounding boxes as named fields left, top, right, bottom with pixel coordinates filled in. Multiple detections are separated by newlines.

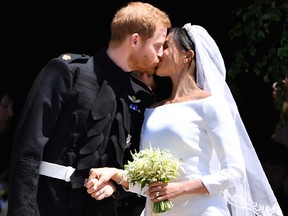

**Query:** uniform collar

left=93, top=48, right=131, bottom=85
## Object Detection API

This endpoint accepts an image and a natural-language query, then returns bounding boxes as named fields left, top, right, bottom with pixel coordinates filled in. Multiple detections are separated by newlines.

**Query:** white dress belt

left=39, top=161, right=75, bottom=182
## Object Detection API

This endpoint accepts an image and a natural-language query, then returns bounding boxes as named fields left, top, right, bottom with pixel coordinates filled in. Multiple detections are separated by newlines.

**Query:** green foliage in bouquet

left=124, top=145, right=181, bottom=213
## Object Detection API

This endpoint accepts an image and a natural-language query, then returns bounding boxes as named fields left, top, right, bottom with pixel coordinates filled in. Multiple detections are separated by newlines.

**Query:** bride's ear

left=184, top=50, right=194, bottom=63
left=189, top=50, right=195, bottom=60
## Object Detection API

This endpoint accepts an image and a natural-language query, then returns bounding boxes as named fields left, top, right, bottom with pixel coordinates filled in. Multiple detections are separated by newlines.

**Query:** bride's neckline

left=150, top=91, right=211, bottom=108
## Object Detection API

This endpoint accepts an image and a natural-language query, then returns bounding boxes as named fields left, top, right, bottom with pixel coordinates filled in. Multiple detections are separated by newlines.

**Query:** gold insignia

left=62, top=54, right=71, bottom=61
left=128, top=95, right=141, bottom=103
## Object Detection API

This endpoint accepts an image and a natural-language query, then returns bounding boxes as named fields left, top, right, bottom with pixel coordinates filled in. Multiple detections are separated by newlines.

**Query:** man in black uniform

left=7, top=2, right=171, bottom=216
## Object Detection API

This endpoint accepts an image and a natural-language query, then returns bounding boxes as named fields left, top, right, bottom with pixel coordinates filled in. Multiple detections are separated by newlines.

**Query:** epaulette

left=58, top=53, right=90, bottom=64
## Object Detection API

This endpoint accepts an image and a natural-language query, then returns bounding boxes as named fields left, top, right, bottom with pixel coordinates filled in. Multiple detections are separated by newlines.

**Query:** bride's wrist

left=115, top=169, right=125, bottom=185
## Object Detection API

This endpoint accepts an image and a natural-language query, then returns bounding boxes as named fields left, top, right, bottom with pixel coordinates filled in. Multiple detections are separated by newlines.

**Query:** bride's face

left=155, top=33, right=186, bottom=78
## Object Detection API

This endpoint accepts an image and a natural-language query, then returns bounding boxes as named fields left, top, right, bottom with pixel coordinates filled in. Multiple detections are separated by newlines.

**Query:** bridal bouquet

left=124, top=145, right=181, bottom=213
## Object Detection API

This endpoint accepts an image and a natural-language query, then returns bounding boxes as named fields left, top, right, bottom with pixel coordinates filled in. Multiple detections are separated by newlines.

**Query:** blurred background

left=1, top=0, right=277, bottom=145
left=1, top=0, right=288, bottom=215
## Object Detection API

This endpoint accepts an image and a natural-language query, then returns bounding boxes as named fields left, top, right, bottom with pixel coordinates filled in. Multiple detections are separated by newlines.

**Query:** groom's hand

left=84, top=167, right=118, bottom=200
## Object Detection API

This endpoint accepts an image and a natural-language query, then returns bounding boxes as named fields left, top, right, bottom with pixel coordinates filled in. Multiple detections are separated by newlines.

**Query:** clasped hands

left=84, top=167, right=118, bottom=200
left=84, top=167, right=183, bottom=202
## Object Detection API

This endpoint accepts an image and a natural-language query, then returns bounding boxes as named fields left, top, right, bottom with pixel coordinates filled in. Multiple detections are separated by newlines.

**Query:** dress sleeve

left=8, top=58, right=74, bottom=215
left=200, top=96, right=245, bottom=195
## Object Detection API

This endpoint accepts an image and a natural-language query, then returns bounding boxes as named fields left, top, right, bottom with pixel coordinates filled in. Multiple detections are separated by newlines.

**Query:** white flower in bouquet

left=124, top=145, right=181, bottom=213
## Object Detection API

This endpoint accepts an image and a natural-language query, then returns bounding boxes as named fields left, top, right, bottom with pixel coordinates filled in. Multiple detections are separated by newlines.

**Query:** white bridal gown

left=137, top=95, right=245, bottom=216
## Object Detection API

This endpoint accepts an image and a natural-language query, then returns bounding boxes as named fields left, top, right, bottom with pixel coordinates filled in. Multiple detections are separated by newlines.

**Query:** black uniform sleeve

left=8, top=57, right=74, bottom=215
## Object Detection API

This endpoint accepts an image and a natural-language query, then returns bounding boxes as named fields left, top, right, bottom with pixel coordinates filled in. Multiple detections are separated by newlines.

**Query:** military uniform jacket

left=8, top=49, right=156, bottom=216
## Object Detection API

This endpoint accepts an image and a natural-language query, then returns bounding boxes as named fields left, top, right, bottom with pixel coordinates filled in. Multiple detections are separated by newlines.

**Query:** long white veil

left=183, top=23, right=283, bottom=216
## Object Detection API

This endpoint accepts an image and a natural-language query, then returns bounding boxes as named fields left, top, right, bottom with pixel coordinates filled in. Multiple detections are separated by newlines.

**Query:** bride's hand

left=84, top=167, right=118, bottom=190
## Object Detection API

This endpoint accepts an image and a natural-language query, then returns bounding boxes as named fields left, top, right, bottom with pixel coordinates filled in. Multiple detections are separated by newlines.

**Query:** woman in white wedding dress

left=85, top=24, right=283, bottom=216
